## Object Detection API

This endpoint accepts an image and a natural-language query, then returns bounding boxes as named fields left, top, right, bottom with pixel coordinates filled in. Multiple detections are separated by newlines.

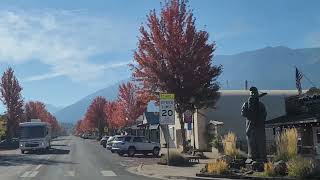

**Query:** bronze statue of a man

left=241, top=87, right=267, bottom=161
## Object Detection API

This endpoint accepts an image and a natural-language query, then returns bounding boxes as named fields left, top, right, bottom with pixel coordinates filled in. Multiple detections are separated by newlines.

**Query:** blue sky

left=0, top=0, right=319, bottom=112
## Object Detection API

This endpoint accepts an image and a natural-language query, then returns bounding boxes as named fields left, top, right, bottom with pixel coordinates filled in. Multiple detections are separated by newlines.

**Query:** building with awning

left=265, top=88, right=320, bottom=157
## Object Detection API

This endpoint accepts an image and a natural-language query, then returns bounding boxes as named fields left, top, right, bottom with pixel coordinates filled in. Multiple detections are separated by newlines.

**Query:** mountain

left=45, top=104, right=63, bottom=114
left=216, top=46, right=320, bottom=89
left=54, top=80, right=123, bottom=123
left=55, top=46, right=320, bottom=123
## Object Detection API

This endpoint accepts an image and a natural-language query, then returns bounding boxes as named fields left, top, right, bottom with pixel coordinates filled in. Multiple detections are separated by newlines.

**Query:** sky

left=0, top=0, right=319, bottom=112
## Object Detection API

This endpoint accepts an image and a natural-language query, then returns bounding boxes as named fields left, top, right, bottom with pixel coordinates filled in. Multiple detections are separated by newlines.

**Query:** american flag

left=295, top=67, right=303, bottom=95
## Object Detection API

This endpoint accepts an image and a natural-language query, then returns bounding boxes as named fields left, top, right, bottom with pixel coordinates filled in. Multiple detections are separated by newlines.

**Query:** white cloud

left=305, top=31, right=320, bottom=47
left=0, top=10, right=135, bottom=82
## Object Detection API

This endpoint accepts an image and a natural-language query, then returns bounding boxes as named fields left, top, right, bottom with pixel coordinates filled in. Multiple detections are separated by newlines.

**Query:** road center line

left=20, top=171, right=38, bottom=178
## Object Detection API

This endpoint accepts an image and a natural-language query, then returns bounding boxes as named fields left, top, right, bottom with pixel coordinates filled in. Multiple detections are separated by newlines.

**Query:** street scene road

left=0, top=136, right=157, bottom=180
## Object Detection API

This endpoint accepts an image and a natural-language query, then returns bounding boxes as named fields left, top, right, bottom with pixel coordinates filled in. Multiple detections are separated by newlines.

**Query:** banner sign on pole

left=159, top=93, right=175, bottom=125
left=184, top=110, right=192, bottom=123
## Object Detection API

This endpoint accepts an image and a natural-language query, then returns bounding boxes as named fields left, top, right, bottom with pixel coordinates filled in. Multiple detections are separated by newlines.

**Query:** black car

left=0, top=138, right=19, bottom=149
left=100, top=136, right=109, bottom=148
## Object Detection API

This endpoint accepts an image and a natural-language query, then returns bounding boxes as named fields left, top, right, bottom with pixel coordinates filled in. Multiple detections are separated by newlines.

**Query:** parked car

left=100, top=135, right=109, bottom=148
left=0, top=138, right=20, bottom=149
left=112, top=135, right=161, bottom=157
left=107, top=135, right=123, bottom=152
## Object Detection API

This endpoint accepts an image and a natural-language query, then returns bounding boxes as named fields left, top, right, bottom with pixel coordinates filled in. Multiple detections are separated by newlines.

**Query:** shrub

left=159, top=151, right=189, bottom=166
left=287, top=157, right=315, bottom=178
left=275, top=128, right=298, bottom=162
left=263, top=162, right=276, bottom=177
left=207, top=160, right=229, bottom=175
left=222, top=132, right=240, bottom=158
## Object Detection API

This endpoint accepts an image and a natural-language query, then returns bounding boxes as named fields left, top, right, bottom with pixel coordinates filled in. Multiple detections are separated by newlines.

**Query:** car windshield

left=20, top=126, right=46, bottom=139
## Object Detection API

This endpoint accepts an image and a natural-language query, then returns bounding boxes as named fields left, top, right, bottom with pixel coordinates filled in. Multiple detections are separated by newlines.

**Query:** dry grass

left=263, top=162, right=276, bottom=177
left=207, top=160, right=229, bottom=175
left=222, top=132, right=239, bottom=158
left=159, top=150, right=189, bottom=166
left=275, top=128, right=298, bottom=161
left=287, top=156, right=315, bottom=178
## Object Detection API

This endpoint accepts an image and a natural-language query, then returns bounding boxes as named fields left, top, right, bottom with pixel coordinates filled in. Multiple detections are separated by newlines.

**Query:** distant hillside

left=54, top=81, right=123, bottom=123
left=216, top=46, right=320, bottom=89
left=55, top=46, right=320, bottom=123
left=45, top=104, right=63, bottom=114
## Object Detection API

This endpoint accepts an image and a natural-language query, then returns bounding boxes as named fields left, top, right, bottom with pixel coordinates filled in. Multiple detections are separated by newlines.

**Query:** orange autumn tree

left=0, top=67, right=24, bottom=139
left=104, top=101, right=120, bottom=135
left=117, top=82, right=148, bottom=128
left=84, top=96, right=107, bottom=138
left=24, top=101, right=60, bottom=134
left=131, top=0, right=222, bottom=151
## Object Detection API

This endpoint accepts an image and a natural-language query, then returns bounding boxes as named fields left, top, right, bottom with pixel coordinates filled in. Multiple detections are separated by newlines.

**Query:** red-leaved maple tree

left=117, top=82, right=147, bottom=127
left=131, top=0, right=222, bottom=151
left=24, top=101, right=60, bottom=134
left=0, top=67, right=24, bottom=139
left=83, top=96, right=107, bottom=138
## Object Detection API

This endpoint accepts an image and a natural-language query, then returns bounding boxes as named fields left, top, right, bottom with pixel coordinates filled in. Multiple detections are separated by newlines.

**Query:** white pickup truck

left=112, top=136, right=161, bottom=157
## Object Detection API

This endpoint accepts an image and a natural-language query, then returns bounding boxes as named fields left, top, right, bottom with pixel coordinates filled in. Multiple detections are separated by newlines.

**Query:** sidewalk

left=127, top=159, right=211, bottom=180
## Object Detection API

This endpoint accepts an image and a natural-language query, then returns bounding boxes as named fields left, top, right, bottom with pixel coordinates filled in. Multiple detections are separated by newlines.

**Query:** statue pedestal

left=245, top=159, right=264, bottom=172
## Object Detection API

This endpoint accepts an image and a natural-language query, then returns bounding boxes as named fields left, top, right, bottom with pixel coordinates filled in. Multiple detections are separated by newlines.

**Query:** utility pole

left=245, top=80, right=248, bottom=90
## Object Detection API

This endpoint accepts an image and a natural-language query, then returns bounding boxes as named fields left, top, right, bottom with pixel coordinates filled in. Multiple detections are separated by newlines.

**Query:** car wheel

left=111, top=150, right=115, bottom=153
left=21, top=150, right=25, bottom=154
left=153, top=147, right=160, bottom=157
left=103, top=144, right=106, bottom=148
left=128, top=147, right=136, bottom=157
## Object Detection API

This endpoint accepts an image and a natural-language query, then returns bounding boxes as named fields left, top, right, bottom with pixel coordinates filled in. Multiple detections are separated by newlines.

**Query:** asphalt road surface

left=0, top=136, right=157, bottom=180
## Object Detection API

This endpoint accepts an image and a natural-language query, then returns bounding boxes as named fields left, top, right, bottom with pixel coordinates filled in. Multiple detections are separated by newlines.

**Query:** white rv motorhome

left=19, top=119, right=52, bottom=154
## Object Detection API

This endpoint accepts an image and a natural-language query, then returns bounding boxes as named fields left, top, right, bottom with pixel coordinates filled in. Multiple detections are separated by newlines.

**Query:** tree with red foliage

left=104, top=101, right=118, bottom=134
left=24, top=101, right=60, bottom=134
left=84, top=96, right=107, bottom=138
left=117, top=82, right=148, bottom=127
left=131, top=0, right=222, bottom=151
left=0, top=67, right=24, bottom=139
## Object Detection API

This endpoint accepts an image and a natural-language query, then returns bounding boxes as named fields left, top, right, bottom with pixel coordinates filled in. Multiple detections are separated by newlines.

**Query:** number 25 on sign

left=159, top=93, right=175, bottom=125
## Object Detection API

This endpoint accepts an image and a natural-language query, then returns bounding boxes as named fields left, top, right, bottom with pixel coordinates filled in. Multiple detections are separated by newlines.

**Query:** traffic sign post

left=159, top=93, right=175, bottom=166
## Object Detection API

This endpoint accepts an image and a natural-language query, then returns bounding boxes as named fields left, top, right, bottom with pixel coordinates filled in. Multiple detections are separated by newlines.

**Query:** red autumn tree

left=117, top=82, right=148, bottom=127
left=24, top=101, right=60, bottom=134
left=0, top=67, right=24, bottom=139
left=84, top=96, right=107, bottom=138
left=104, top=101, right=119, bottom=134
left=131, top=0, right=222, bottom=151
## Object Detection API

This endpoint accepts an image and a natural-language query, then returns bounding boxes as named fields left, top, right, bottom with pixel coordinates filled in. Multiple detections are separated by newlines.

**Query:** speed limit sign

left=159, top=93, right=175, bottom=125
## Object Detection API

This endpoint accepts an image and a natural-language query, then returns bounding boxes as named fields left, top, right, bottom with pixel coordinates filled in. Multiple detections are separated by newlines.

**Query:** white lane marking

left=100, top=170, right=117, bottom=176
left=34, top=164, right=42, bottom=170
left=64, top=171, right=75, bottom=176
left=119, top=162, right=127, bottom=167
left=20, top=171, right=38, bottom=177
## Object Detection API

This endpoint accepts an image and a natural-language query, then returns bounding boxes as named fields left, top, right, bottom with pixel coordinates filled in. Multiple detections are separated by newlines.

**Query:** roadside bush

left=159, top=151, right=189, bottom=166
left=207, top=159, right=229, bottom=175
left=263, top=162, right=276, bottom=177
left=275, top=128, right=298, bottom=162
left=287, top=156, right=315, bottom=178
left=222, top=132, right=240, bottom=158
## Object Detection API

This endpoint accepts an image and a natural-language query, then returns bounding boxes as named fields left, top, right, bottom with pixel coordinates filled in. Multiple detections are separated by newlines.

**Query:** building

left=127, top=112, right=160, bottom=143
left=266, top=88, right=320, bottom=158
left=160, top=90, right=305, bottom=152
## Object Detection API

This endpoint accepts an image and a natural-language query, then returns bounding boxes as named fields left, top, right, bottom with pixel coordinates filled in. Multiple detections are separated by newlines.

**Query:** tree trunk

left=178, top=111, right=187, bottom=152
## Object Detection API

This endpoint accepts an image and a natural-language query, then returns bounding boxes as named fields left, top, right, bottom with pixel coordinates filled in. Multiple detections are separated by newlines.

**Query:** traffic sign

left=159, top=93, right=175, bottom=125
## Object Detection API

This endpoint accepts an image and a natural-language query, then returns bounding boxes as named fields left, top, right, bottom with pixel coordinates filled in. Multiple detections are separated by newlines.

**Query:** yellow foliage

left=275, top=128, right=298, bottom=161
left=207, top=160, right=229, bottom=175
left=0, top=117, right=6, bottom=138
left=222, top=132, right=239, bottom=157
left=264, top=162, right=276, bottom=177
left=287, top=157, right=315, bottom=178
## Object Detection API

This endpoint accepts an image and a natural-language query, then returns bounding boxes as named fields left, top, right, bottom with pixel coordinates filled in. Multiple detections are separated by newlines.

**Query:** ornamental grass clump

left=222, top=132, right=240, bottom=158
left=287, top=157, right=315, bottom=178
left=275, top=128, right=298, bottom=162
left=207, top=160, right=229, bottom=175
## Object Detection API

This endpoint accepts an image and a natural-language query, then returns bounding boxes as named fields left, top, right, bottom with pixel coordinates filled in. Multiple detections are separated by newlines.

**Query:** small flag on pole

left=295, top=67, right=303, bottom=95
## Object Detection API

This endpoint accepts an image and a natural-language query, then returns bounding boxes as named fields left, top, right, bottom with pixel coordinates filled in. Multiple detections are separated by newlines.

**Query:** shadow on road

left=0, top=150, right=75, bottom=166
left=27, top=148, right=70, bottom=155
left=51, top=144, right=67, bottom=147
